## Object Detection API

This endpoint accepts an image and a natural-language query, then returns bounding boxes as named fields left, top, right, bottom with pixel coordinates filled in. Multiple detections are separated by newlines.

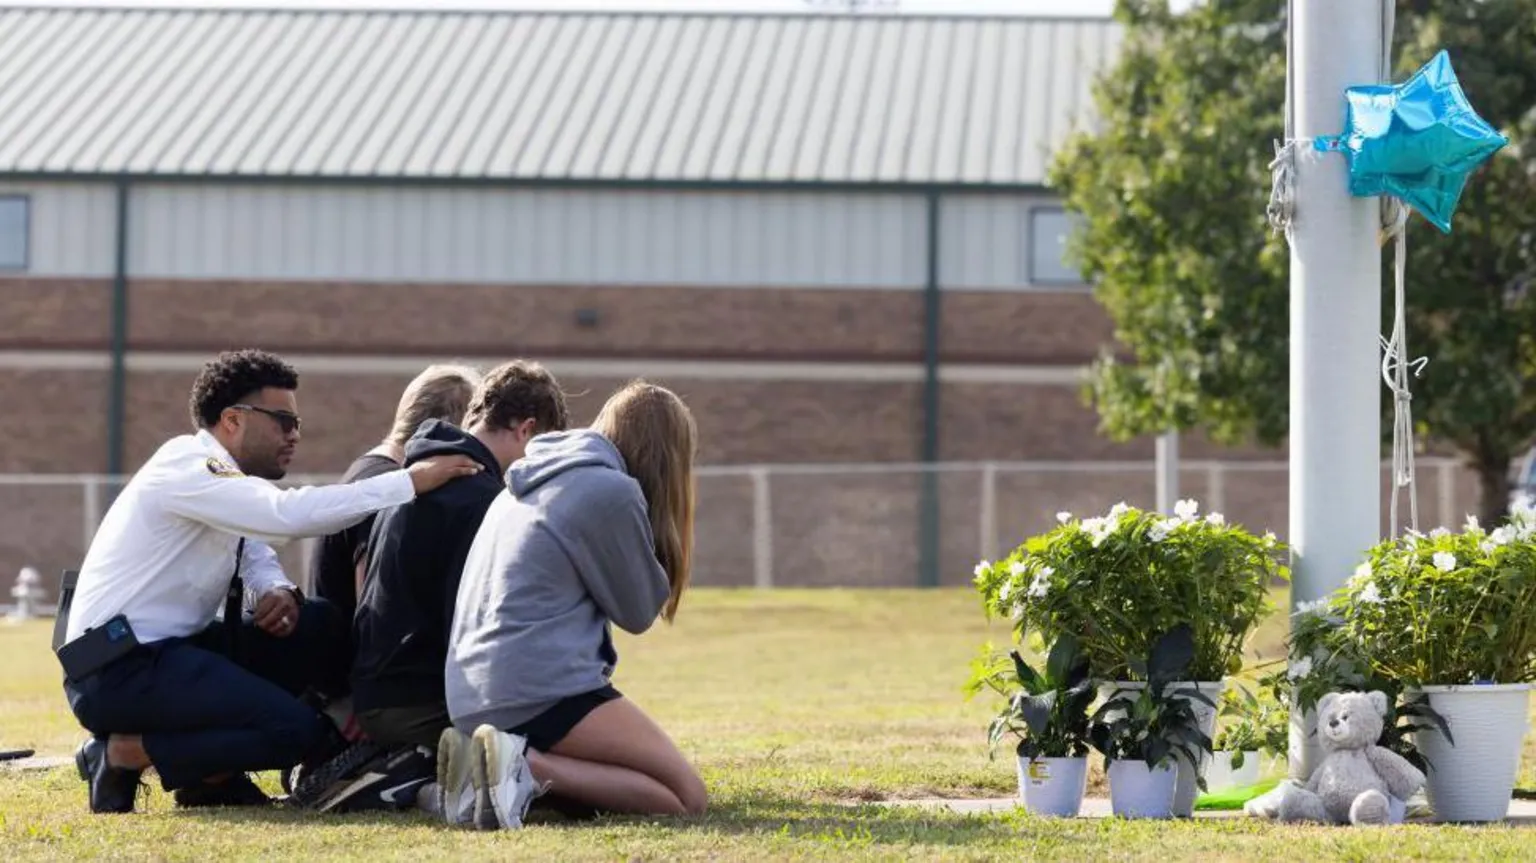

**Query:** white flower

left=1174, top=499, right=1199, bottom=520
left=1351, top=562, right=1372, bottom=585
left=973, top=560, right=990, bottom=583
left=1082, top=517, right=1115, bottom=547
left=1404, top=534, right=1418, bottom=550
left=1429, top=527, right=1449, bottom=539
left=1465, top=515, right=1481, bottom=533
left=1027, top=567, right=1053, bottom=599
left=1008, top=559, right=1028, bottom=577
left=1481, top=540, right=1498, bottom=555
left=1056, top=511, right=1072, bottom=525
left=1264, top=531, right=1278, bottom=547
left=1492, top=526, right=1516, bottom=546
left=1433, top=551, right=1457, bottom=573
left=1205, top=512, right=1226, bottom=527
left=1109, top=501, right=1131, bottom=518
left=1358, top=582, right=1383, bottom=604
left=1149, top=522, right=1171, bottom=543
left=1288, top=655, right=1314, bottom=680
left=1294, top=598, right=1328, bottom=617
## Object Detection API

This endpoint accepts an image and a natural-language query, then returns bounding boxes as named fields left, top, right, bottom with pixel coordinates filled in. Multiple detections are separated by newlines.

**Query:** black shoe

left=281, top=718, right=354, bottom=800
left=173, top=774, right=274, bottom=808
left=74, top=737, right=143, bottom=814
left=286, top=740, right=389, bottom=810
left=314, top=745, right=436, bottom=814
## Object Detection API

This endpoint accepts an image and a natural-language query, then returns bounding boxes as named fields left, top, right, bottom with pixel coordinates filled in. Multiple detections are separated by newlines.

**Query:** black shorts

left=511, top=685, right=622, bottom=752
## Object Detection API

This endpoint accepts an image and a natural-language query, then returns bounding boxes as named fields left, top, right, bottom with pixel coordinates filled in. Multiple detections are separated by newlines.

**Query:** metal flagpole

left=1156, top=430, right=1179, bottom=514
left=1284, top=0, right=1386, bottom=776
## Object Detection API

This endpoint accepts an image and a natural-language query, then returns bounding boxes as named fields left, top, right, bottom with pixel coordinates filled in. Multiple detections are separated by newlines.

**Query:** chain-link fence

left=0, top=458, right=1481, bottom=599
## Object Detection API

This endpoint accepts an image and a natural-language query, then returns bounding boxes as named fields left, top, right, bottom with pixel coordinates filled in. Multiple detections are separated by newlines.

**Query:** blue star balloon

left=1315, top=50, right=1507, bottom=233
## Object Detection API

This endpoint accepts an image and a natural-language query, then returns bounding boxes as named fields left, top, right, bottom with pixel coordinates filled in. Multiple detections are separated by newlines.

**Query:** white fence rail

left=0, top=458, right=1480, bottom=592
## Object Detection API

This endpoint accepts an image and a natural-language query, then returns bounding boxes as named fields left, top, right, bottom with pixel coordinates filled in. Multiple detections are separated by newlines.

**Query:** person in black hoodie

left=300, top=360, right=568, bottom=813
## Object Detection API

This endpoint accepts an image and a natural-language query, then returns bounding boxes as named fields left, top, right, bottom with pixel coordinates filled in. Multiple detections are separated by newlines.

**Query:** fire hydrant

left=8, top=567, right=45, bottom=621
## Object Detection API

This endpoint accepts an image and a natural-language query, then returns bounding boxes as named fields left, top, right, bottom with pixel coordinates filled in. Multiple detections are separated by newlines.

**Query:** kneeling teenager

left=303, top=361, right=568, bottom=813
left=440, top=380, right=707, bottom=829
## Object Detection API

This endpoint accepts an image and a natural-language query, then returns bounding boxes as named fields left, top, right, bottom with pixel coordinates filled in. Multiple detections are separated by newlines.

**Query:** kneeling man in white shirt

left=58, top=349, right=482, bottom=814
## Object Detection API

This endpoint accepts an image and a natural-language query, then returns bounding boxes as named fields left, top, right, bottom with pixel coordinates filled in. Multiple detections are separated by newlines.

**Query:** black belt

left=54, top=537, right=249, bottom=674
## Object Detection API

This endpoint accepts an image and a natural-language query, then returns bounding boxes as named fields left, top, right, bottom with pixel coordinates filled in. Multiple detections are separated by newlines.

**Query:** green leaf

left=1020, top=692, right=1059, bottom=738
left=1045, top=633, right=1083, bottom=687
left=1011, top=651, right=1044, bottom=693
left=1148, top=625, right=1195, bottom=687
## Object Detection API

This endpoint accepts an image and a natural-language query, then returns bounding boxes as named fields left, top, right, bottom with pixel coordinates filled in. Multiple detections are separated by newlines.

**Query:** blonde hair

left=388, top=364, right=481, bottom=445
left=591, top=380, right=697, bottom=622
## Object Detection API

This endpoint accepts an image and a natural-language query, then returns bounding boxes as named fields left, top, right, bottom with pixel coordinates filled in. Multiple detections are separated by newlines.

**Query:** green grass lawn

left=3, top=588, right=1534, bottom=861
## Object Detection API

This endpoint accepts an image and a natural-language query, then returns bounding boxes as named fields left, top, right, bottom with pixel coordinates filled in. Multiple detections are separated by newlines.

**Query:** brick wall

left=2, top=276, right=1116, bottom=363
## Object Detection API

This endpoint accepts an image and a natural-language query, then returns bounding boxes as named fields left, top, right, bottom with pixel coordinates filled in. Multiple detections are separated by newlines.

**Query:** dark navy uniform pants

left=63, top=598, right=349, bottom=791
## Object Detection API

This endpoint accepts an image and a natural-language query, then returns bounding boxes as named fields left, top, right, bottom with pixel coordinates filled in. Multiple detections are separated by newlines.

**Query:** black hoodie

left=350, top=419, right=505, bottom=713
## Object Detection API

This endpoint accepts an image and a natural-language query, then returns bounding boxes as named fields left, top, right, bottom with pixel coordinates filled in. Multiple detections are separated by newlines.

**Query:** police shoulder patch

left=206, top=457, right=242, bottom=478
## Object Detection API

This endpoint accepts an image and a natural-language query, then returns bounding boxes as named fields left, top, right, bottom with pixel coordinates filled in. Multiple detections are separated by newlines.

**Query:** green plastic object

left=1194, top=777, right=1283, bottom=811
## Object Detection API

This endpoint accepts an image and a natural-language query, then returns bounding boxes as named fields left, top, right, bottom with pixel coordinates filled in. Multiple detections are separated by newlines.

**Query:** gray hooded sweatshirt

left=445, top=429, right=671, bottom=734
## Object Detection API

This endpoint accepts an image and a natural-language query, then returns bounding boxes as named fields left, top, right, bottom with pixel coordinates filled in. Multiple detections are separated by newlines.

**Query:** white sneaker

left=435, top=727, right=476, bottom=827
left=416, top=781, right=442, bottom=816
left=470, top=725, right=543, bottom=830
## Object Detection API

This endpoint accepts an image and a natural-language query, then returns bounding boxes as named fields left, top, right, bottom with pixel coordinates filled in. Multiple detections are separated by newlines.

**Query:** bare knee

left=673, top=768, right=708, bottom=816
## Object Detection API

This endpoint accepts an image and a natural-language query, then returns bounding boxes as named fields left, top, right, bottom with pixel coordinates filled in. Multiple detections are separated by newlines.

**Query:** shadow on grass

left=175, top=793, right=1120, bottom=852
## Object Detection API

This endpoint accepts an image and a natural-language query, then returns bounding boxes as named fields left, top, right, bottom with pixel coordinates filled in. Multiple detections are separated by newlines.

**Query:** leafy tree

left=1049, top=0, right=1536, bottom=523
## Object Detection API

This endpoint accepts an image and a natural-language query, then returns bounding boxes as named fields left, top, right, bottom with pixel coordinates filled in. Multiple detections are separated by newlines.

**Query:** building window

left=0, top=196, right=28, bottom=271
left=1028, top=207, right=1082, bottom=285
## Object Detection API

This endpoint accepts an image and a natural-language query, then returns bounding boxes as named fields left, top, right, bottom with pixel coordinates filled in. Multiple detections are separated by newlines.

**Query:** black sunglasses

left=230, top=404, right=302, bottom=434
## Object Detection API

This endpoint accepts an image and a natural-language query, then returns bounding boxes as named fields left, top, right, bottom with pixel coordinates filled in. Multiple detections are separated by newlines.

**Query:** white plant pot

left=1101, top=679, right=1225, bottom=817
left=1015, top=756, right=1088, bottom=818
left=1410, top=683, right=1532, bottom=823
left=1205, top=750, right=1262, bottom=793
left=1107, top=759, right=1179, bottom=819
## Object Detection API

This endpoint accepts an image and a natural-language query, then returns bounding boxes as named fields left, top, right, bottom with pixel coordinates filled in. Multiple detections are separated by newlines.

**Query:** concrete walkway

left=886, top=795, right=1536, bottom=825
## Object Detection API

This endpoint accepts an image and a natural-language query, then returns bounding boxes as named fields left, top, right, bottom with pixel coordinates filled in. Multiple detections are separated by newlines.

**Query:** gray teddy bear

left=1246, top=690, right=1426, bottom=825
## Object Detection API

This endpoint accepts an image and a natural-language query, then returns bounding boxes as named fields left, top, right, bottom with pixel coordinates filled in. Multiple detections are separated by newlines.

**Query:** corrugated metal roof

left=0, top=7, right=1122, bottom=187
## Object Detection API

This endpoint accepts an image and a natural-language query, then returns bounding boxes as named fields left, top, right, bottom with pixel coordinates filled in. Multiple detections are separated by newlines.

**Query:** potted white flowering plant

left=974, top=498, right=1286, bottom=816
left=1331, top=509, right=1536, bottom=823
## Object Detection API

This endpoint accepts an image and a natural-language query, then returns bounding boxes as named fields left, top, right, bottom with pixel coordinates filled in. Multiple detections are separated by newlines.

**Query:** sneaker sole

left=468, top=727, right=500, bottom=830
left=437, top=728, right=476, bottom=828
left=474, top=725, right=532, bottom=830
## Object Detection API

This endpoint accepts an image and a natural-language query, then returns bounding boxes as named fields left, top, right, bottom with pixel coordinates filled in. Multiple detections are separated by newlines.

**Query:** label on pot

left=1027, top=762, right=1052, bottom=784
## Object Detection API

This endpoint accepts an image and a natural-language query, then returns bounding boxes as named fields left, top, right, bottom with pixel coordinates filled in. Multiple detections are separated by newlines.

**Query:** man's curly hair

left=188, top=349, right=300, bottom=429
left=463, top=360, right=569, bottom=435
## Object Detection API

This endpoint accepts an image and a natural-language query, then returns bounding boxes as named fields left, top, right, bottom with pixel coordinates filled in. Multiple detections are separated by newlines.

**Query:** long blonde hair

left=389, top=364, right=481, bottom=445
left=591, top=380, right=697, bottom=622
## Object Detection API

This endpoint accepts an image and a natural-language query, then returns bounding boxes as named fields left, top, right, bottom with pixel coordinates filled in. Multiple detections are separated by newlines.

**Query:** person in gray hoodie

left=437, top=380, right=706, bottom=830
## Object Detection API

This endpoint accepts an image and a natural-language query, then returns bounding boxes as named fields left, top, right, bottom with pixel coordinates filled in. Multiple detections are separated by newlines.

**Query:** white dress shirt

left=65, top=430, right=416, bottom=645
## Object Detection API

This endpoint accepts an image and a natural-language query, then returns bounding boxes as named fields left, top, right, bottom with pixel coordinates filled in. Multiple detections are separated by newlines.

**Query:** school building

left=0, top=6, right=1479, bottom=591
